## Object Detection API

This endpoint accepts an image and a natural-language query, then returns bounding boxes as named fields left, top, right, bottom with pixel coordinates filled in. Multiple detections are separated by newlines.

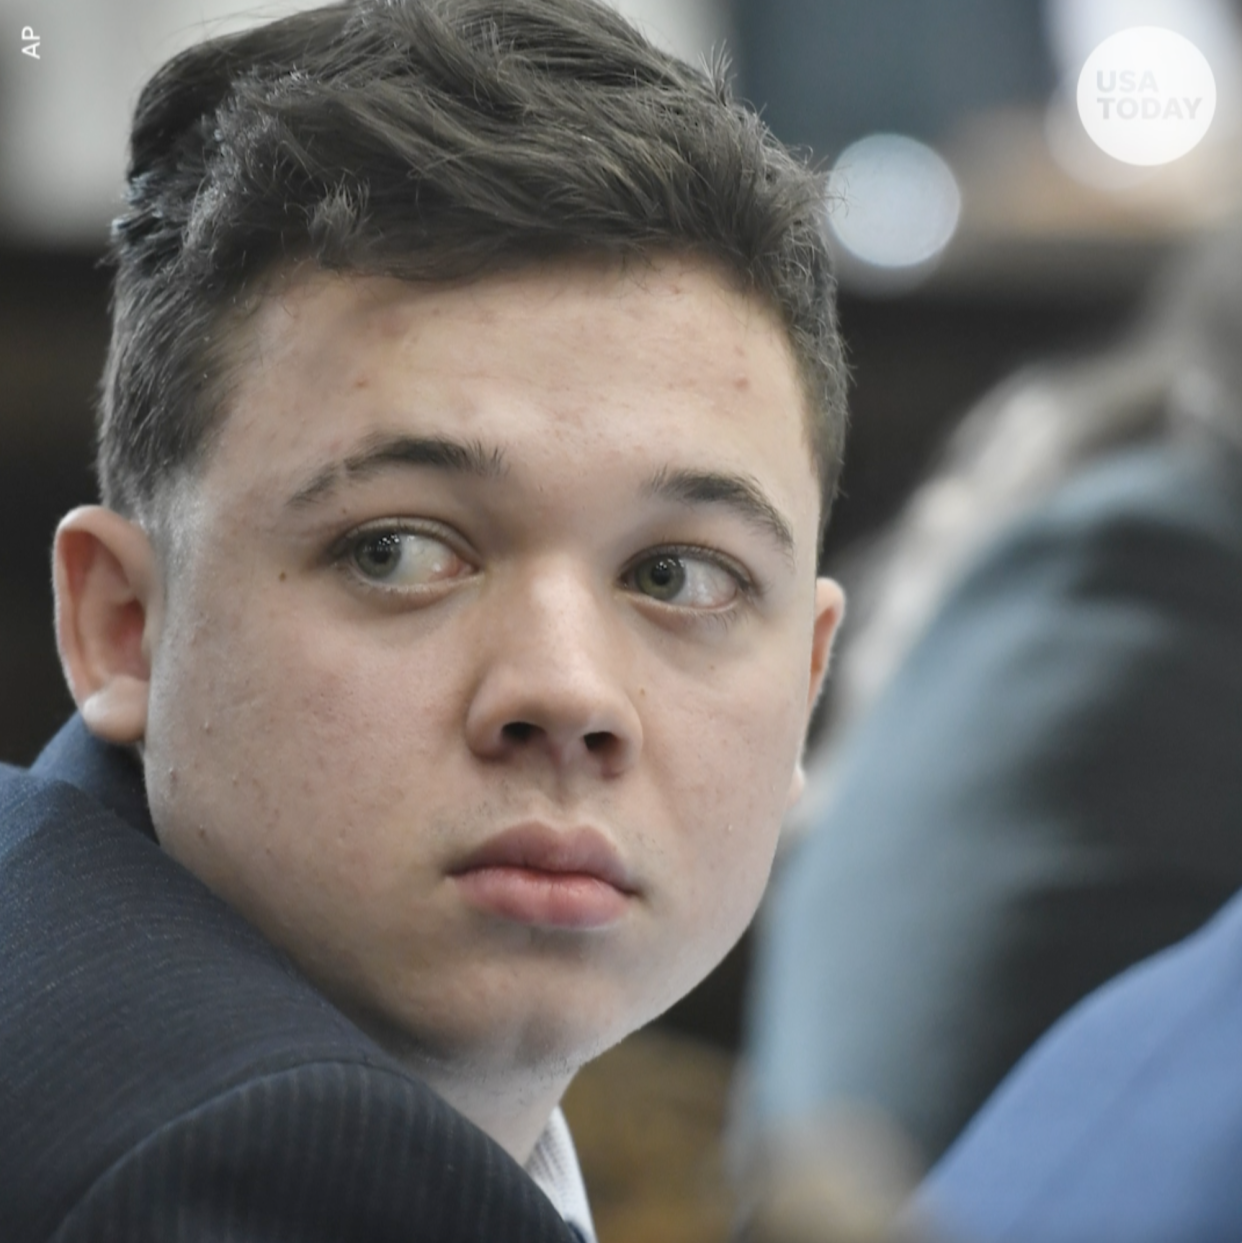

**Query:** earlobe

left=787, top=759, right=807, bottom=809
left=53, top=506, right=161, bottom=745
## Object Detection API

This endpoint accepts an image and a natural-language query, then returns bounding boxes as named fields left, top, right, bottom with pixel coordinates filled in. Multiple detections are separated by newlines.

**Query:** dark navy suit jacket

left=0, top=716, right=577, bottom=1242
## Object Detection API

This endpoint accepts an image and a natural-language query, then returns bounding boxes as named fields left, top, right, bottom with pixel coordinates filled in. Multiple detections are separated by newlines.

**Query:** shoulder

left=880, top=435, right=1242, bottom=745
left=965, top=434, right=1242, bottom=603
left=831, top=437, right=1242, bottom=776
left=51, top=1058, right=571, bottom=1243
left=0, top=766, right=572, bottom=1243
left=920, top=891, right=1242, bottom=1242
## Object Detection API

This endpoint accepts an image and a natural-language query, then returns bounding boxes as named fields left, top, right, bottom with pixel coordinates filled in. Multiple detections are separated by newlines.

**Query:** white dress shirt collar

left=524, top=1106, right=597, bottom=1243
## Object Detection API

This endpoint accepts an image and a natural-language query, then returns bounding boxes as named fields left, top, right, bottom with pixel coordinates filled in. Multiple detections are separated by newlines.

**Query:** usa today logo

left=1077, top=26, right=1216, bottom=165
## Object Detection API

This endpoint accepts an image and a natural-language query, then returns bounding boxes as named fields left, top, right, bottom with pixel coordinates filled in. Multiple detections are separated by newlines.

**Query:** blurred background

left=4, top=1, right=1242, bottom=1239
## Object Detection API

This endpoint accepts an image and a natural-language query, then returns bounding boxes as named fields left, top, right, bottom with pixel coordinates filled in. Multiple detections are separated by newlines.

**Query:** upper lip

left=450, top=822, right=639, bottom=894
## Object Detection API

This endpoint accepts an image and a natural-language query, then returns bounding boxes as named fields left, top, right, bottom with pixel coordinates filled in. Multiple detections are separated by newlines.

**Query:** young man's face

left=137, top=255, right=841, bottom=1096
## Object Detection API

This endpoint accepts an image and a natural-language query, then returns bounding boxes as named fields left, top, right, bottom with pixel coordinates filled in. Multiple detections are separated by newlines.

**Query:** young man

left=0, top=1, right=846, bottom=1238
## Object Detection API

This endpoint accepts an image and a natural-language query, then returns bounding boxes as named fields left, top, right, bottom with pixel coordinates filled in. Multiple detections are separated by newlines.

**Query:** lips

left=449, top=823, right=638, bottom=929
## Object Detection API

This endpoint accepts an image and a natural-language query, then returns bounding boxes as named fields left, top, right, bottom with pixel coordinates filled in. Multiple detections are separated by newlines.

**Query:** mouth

left=448, top=822, right=639, bottom=930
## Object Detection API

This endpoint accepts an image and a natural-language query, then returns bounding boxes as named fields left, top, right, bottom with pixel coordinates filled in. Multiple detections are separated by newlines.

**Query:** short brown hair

left=97, top=0, right=847, bottom=551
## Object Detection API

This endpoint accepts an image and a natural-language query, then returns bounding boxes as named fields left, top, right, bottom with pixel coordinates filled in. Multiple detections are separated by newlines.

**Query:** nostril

left=497, top=723, right=617, bottom=754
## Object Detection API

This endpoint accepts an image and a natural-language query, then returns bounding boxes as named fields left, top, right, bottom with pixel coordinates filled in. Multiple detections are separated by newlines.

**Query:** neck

left=421, top=1065, right=572, bottom=1164
left=339, top=1001, right=576, bottom=1163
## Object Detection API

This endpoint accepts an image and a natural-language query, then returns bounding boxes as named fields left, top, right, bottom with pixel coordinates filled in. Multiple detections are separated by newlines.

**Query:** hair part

left=97, top=0, right=848, bottom=556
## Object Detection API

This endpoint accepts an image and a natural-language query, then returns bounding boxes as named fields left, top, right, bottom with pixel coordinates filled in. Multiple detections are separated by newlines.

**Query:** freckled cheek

left=157, top=582, right=462, bottom=835
left=154, top=630, right=463, bottom=931
left=238, top=633, right=458, bottom=832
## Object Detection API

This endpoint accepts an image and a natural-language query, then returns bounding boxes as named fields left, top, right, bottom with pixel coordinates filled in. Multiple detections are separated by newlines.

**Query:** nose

left=464, top=559, right=643, bottom=777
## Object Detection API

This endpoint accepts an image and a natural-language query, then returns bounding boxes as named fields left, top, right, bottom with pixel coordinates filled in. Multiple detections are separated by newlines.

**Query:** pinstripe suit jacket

left=0, top=715, right=579, bottom=1243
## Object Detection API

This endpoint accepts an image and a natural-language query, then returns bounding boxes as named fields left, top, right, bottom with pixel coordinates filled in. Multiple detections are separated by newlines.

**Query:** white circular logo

left=1077, top=27, right=1216, bottom=166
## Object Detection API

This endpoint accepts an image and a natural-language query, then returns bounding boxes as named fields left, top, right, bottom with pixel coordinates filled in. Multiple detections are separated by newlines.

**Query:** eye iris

left=639, top=555, right=685, bottom=600
left=355, top=533, right=403, bottom=578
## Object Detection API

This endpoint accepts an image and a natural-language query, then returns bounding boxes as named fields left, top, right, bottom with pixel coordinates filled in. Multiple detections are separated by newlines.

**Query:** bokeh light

left=826, top=134, right=963, bottom=281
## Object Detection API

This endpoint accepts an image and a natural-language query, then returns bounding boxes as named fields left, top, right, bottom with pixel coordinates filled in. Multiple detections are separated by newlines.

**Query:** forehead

left=205, top=255, right=819, bottom=543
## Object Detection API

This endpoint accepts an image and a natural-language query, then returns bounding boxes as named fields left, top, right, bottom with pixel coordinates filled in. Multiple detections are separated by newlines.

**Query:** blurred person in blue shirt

left=735, top=221, right=1242, bottom=1242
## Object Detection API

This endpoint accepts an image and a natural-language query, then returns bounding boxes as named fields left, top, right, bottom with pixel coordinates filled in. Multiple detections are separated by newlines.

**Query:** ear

left=787, top=576, right=845, bottom=808
left=52, top=506, right=161, bottom=745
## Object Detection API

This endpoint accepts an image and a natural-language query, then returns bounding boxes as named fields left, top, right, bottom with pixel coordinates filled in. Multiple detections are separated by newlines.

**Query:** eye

left=348, top=528, right=468, bottom=588
left=628, top=551, right=742, bottom=609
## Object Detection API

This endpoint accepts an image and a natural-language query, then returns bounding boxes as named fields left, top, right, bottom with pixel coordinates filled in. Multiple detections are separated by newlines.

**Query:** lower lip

left=454, top=866, right=631, bottom=929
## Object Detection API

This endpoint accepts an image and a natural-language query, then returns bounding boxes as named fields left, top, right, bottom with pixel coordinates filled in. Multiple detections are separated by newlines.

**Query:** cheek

left=688, top=636, right=809, bottom=815
left=146, top=581, right=463, bottom=886
left=653, top=644, right=810, bottom=925
left=622, top=665, right=801, bottom=1021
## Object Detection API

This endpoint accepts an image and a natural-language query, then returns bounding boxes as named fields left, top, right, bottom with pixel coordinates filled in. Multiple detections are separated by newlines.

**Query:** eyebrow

left=285, top=432, right=508, bottom=508
left=641, top=465, right=796, bottom=567
left=285, top=431, right=797, bottom=565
